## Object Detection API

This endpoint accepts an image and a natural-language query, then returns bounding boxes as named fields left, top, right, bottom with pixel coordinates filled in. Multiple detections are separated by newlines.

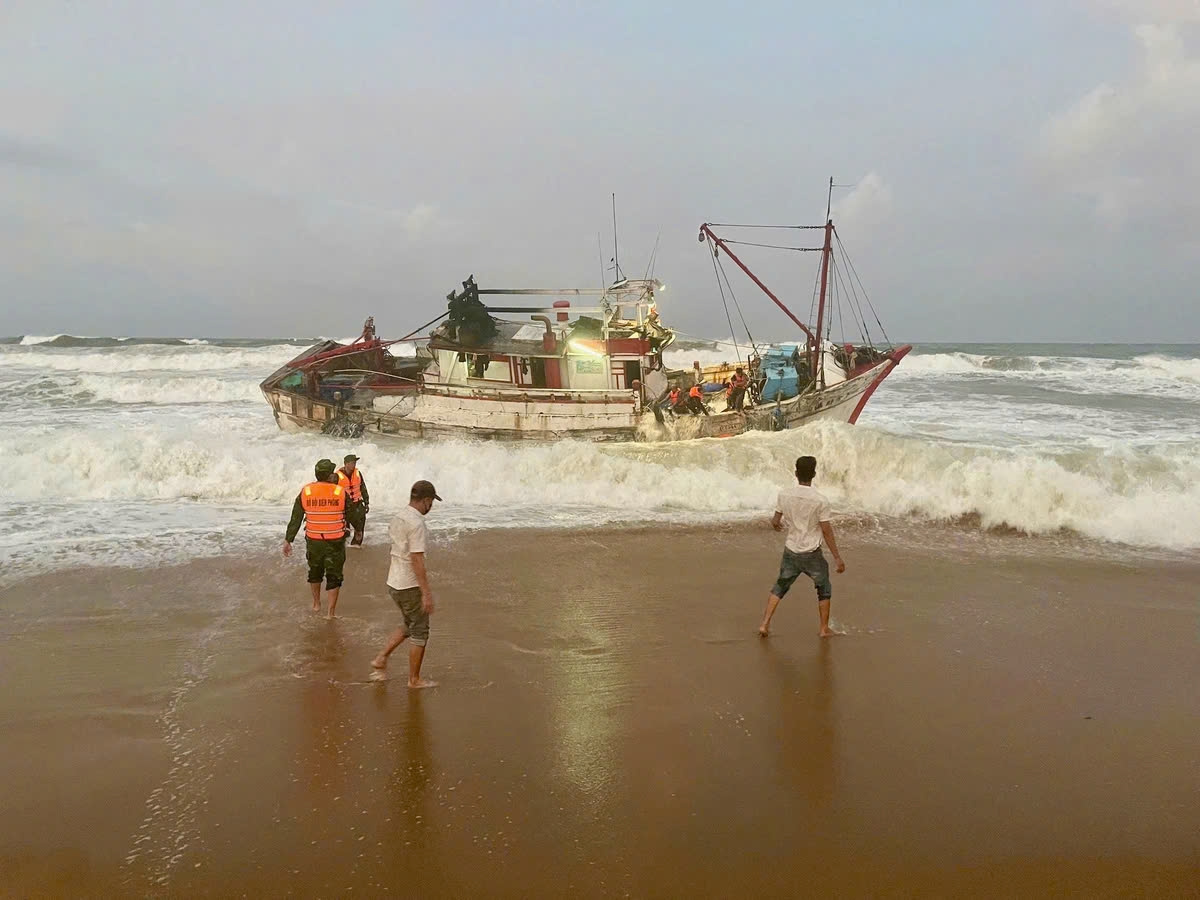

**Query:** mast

left=611, top=193, right=621, bottom=282
left=816, top=226, right=835, bottom=386
left=813, top=182, right=834, bottom=384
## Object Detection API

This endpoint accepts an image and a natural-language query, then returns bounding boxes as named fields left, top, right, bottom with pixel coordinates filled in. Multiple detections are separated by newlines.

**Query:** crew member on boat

left=727, top=367, right=749, bottom=412
left=661, top=385, right=685, bottom=417
left=337, top=454, right=370, bottom=546
left=687, top=382, right=710, bottom=416
left=282, top=458, right=349, bottom=618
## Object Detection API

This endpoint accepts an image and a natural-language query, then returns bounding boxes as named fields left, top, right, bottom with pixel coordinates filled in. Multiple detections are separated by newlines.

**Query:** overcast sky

left=2, top=0, right=1198, bottom=342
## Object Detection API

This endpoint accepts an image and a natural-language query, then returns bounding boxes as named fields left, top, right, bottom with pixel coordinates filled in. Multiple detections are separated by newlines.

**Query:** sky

left=2, top=0, right=1199, bottom=342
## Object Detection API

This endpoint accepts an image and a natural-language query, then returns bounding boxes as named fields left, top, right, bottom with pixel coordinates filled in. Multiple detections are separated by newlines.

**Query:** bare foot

left=311, top=600, right=321, bottom=613
left=371, top=656, right=387, bottom=669
left=758, top=625, right=770, bottom=638
left=407, top=678, right=437, bottom=689
left=819, top=628, right=843, bottom=638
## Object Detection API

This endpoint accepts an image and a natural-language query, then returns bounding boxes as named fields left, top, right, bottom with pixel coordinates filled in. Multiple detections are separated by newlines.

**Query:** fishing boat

left=260, top=191, right=911, bottom=442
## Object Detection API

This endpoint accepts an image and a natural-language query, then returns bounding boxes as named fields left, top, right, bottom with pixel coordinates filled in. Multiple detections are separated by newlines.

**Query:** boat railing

left=313, top=368, right=637, bottom=403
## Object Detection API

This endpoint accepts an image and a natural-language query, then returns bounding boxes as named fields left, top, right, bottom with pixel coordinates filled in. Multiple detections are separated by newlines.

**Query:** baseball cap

left=410, top=480, right=442, bottom=501
left=315, top=458, right=337, bottom=476
left=344, top=454, right=359, bottom=462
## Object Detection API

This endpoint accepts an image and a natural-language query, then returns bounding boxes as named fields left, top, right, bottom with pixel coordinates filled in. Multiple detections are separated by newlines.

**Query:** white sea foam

left=896, top=351, right=1200, bottom=401
left=0, top=344, right=303, bottom=373
left=663, top=341, right=756, bottom=371
left=2, top=340, right=1199, bottom=580
left=1132, top=354, right=1200, bottom=384
left=2, top=420, right=1198, bottom=551
left=72, top=373, right=264, bottom=405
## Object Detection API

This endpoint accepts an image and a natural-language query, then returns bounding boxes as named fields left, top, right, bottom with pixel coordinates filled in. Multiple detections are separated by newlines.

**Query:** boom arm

left=697, top=224, right=816, bottom=344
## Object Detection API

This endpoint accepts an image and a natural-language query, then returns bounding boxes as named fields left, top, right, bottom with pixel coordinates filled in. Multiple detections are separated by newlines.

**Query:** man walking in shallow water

left=759, top=455, right=846, bottom=638
left=283, top=458, right=348, bottom=618
left=372, top=480, right=441, bottom=688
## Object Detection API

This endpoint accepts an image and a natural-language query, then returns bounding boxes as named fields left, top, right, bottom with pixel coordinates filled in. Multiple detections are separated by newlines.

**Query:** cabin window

left=280, top=372, right=303, bottom=391
left=468, top=354, right=515, bottom=383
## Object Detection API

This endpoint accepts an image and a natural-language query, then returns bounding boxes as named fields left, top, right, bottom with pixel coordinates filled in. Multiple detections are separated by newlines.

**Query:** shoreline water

left=2, top=522, right=1197, bottom=896
left=4, top=338, right=1200, bottom=577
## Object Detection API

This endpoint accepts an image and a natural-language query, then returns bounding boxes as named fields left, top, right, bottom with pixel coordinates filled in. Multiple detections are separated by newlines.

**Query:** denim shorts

left=771, top=547, right=832, bottom=600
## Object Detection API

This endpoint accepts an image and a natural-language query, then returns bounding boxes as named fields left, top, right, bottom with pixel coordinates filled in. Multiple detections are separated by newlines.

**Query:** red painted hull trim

left=847, top=345, right=912, bottom=425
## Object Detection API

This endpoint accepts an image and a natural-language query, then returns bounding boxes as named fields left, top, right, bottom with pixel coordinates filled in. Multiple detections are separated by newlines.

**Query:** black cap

left=344, top=454, right=359, bottom=463
left=410, top=480, right=442, bottom=501
left=315, top=458, right=337, bottom=476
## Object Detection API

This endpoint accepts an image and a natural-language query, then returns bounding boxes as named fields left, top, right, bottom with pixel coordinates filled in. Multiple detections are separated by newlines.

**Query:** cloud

left=0, top=132, right=82, bottom=172
left=1086, top=0, right=1200, bottom=23
left=1038, top=23, right=1200, bottom=228
left=832, top=172, right=893, bottom=230
left=399, top=202, right=437, bottom=236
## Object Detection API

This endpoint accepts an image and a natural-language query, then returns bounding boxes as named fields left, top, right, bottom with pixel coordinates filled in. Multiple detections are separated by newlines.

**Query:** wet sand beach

left=1, top=524, right=1198, bottom=897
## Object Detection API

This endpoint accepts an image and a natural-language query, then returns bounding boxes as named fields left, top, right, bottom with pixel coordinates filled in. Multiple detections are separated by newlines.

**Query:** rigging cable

left=401, top=310, right=450, bottom=341
left=834, top=230, right=893, bottom=349
left=719, top=239, right=823, bottom=252
left=833, top=240, right=873, bottom=346
left=707, top=239, right=743, bottom=366
left=830, top=255, right=866, bottom=345
left=705, top=223, right=824, bottom=230
left=714, top=252, right=760, bottom=357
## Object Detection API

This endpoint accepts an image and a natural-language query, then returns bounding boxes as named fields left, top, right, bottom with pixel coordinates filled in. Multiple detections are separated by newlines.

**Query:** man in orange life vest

left=687, top=382, right=710, bottom=416
left=337, top=454, right=370, bottom=546
left=283, top=458, right=349, bottom=618
left=727, top=367, right=749, bottom=412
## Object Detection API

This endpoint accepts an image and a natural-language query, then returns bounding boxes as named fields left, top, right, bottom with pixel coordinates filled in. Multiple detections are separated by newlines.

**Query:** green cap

left=315, top=458, right=337, bottom=476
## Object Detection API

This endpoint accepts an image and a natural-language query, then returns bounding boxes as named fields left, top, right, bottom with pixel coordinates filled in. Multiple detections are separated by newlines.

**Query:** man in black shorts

left=282, top=458, right=349, bottom=618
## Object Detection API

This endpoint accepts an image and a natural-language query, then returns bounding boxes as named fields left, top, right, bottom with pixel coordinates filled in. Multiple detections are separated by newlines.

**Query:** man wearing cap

left=371, top=480, right=442, bottom=688
left=283, top=458, right=349, bottom=618
left=337, top=454, right=370, bottom=546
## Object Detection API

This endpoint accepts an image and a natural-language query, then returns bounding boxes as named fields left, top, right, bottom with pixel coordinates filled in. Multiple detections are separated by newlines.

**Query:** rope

left=808, top=253, right=822, bottom=334
left=834, top=230, right=893, bottom=349
left=721, top=239, right=822, bottom=252
left=715, top=253, right=760, bottom=357
left=401, top=311, right=449, bottom=341
left=708, top=242, right=743, bottom=365
left=706, top=223, right=824, bottom=230
left=840, top=243, right=878, bottom=345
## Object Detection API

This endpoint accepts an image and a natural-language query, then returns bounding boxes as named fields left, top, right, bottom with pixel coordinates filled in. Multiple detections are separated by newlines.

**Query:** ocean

left=1, top=335, right=1198, bottom=582
left=4, top=333, right=1199, bottom=896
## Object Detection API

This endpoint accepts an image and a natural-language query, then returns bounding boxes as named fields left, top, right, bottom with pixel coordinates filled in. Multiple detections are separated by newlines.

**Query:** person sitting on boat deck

left=660, top=385, right=686, bottom=417
left=282, top=458, right=348, bottom=619
left=687, top=382, right=710, bottom=416
left=727, top=367, right=749, bottom=412
left=337, top=454, right=370, bottom=547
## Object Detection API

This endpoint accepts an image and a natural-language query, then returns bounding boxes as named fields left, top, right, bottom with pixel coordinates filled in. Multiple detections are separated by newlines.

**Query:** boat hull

left=261, top=350, right=908, bottom=443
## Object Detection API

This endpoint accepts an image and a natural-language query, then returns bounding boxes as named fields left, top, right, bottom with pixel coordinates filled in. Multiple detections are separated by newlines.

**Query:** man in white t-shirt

left=371, top=480, right=442, bottom=687
left=759, top=455, right=846, bottom=638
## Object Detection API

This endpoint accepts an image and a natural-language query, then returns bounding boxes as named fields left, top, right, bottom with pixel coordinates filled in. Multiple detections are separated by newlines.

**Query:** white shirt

left=386, top=506, right=429, bottom=590
left=775, top=484, right=832, bottom=553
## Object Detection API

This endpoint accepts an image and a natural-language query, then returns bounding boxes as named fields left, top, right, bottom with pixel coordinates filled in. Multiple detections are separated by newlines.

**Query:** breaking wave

left=3, top=421, right=1198, bottom=551
left=898, top=350, right=1200, bottom=400
left=0, top=344, right=304, bottom=373
left=70, top=374, right=265, bottom=405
